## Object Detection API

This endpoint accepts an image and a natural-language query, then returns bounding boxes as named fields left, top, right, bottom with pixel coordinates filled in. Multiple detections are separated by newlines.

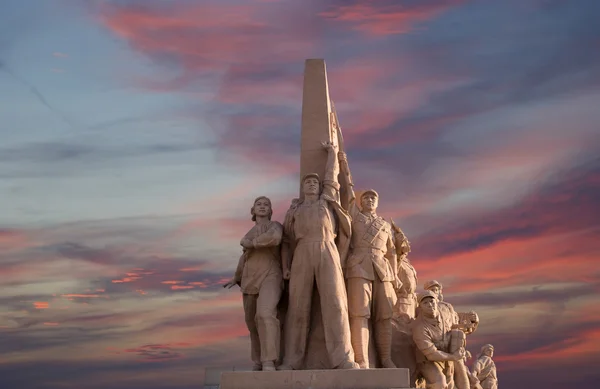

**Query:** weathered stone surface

left=220, top=368, right=412, bottom=389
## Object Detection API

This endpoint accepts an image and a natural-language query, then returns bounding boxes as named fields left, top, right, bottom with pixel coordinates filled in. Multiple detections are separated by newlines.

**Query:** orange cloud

left=178, top=266, right=203, bottom=272
left=171, top=285, right=194, bottom=290
left=61, top=294, right=103, bottom=298
left=33, top=302, right=49, bottom=309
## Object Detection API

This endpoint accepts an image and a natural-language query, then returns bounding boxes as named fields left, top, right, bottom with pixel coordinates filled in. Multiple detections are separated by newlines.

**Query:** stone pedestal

left=219, top=368, right=413, bottom=389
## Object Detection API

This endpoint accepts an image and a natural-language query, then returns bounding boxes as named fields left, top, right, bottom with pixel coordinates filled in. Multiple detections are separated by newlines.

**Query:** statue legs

left=349, top=316, right=370, bottom=368
left=348, top=277, right=371, bottom=368
left=314, top=242, right=357, bottom=369
left=374, top=279, right=396, bottom=368
left=282, top=241, right=356, bottom=370
left=347, top=276, right=397, bottom=368
left=243, top=294, right=262, bottom=369
left=281, top=253, right=314, bottom=370
left=243, top=272, right=282, bottom=371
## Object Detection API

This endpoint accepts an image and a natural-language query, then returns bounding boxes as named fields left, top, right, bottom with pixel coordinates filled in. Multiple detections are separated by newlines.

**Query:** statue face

left=428, top=285, right=441, bottom=298
left=485, top=348, right=494, bottom=358
left=303, top=177, right=320, bottom=195
left=361, top=193, right=378, bottom=212
left=253, top=197, right=271, bottom=218
left=419, top=297, right=438, bottom=317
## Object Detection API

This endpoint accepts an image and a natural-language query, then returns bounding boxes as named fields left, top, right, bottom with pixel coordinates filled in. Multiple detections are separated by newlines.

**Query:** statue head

left=417, top=290, right=438, bottom=318
left=251, top=196, right=273, bottom=221
left=360, top=189, right=379, bottom=213
left=302, top=173, right=320, bottom=196
left=424, top=280, right=443, bottom=301
left=479, top=344, right=494, bottom=358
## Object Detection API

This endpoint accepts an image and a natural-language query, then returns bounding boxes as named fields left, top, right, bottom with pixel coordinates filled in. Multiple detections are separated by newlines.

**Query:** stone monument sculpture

left=412, top=291, right=466, bottom=389
left=336, top=153, right=401, bottom=369
left=472, top=345, right=498, bottom=389
left=223, top=196, right=284, bottom=371
left=217, top=58, right=501, bottom=389
left=278, top=140, right=358, bottom=370
left=424, top=280, right=479, bottom=388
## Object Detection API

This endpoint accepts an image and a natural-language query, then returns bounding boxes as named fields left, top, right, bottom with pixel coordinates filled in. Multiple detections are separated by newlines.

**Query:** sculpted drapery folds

left=338, top=151, right=402, bottom=369
left=279, top=141, right=358, bottom=371
left=224, top=196, right=283, bottom=371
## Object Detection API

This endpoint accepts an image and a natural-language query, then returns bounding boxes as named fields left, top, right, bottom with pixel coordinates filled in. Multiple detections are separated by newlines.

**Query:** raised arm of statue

left=321, top=141, right=341, bottom=201
left=338, top=151, right=356, bottom=211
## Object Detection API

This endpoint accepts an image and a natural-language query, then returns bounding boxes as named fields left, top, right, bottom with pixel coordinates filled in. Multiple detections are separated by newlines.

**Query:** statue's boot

left=376, top=319, right=396, bottom=368
left=261, top=361, right=276, bottom=371
left=350, top=317, right=370, bottom=368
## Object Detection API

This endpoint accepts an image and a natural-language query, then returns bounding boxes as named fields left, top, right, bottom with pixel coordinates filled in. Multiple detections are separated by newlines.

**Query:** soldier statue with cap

left=338, top=152, right=402, bottom=369
left=412, top=290, right=467, bottom=389
left=424, top=280, right=480, bottom=389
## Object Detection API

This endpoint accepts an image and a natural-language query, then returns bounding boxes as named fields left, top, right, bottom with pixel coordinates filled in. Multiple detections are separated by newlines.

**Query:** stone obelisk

left=299, top=59, right=338, bottom=197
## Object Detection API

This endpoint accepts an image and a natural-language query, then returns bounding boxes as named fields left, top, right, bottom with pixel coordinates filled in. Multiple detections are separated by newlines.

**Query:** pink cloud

left=0, top=228, right=31, bottom=253
left=320, top=0, right=466, bottom=36
left=97, top=1, right=322, bottom=92
left=160, top=281, right=184, bottom=285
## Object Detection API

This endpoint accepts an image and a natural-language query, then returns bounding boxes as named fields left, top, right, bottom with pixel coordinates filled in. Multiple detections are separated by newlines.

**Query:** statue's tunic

left=473, top=356, right=498, bottom=389
left=396, top=258, right=418, bottom=319
left=234, top=221, right=283, bottom=365
left=282, top=181, right=355, bottom=369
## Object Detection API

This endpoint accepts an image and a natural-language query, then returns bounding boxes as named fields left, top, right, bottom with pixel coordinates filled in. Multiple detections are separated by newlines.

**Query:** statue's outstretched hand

left=223, top=278, right=237, bottom=289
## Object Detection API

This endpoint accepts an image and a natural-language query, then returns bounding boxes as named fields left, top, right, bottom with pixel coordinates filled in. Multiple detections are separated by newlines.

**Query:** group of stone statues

left=224, top=141, right=498, bottom=389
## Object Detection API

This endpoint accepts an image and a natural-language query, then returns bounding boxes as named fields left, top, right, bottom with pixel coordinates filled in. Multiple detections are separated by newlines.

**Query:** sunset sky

left=1, top=0, right=599, bottom=388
